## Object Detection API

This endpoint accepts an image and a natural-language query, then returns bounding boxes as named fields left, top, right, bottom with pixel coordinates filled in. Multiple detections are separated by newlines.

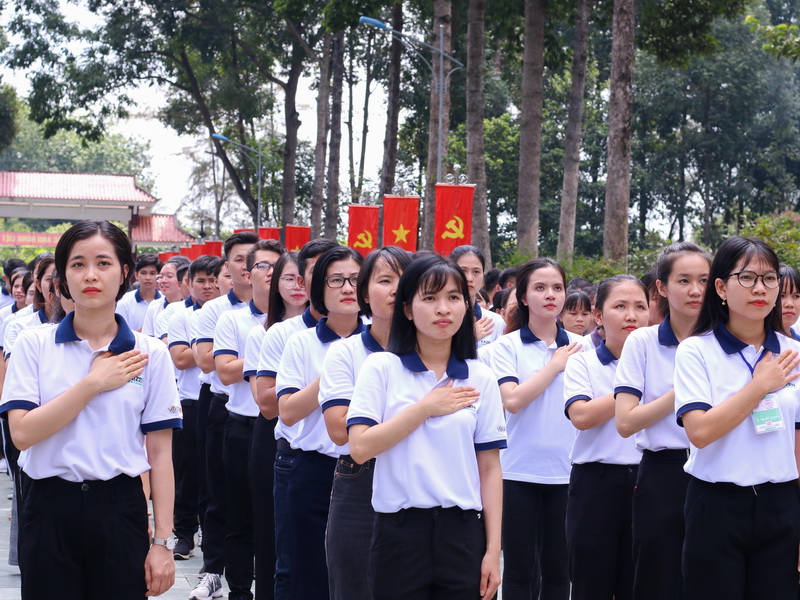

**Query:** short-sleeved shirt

left=474, top=303, right=506, bottom=348
left=276, top=318, right=363, bottom=457
left=0, top=312, right=181, bottom=482
left=3, top=308, right=49, bottom=359
left=348, top=351, right=508, bottom=513
left=614, top=316, right=689, bottom=452
left=116, top=288, right=162, bottom=331
left=319, top=326, right=385, bottom=455
left=213, top=300, right=266, bottom=417
left=168, top=302, right=203, bottom=401
left=142, top=296, right=171, bottom=337
left=674, top=326, right=800, bottom=485
left=156, top=297, right=193, bottom=341
left=488, top=324, right=583, bottom=484
left=0, top=288, right=13, bottom=310
left=192, top=289, right=248, bottom=395
left=564, top=342, right=641, bottom=465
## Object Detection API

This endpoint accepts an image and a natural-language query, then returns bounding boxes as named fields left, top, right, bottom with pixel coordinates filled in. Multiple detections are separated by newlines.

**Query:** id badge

left=751, top=393, right=785, bottom=434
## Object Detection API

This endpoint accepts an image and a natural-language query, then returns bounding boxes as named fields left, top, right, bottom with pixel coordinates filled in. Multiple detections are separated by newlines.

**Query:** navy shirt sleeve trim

left=276, top=386, right=300, bottom=400
left=141, top=418, right=183, bottom=433
left=243, top=370, right=256, bottom=382
left=195, top=337, right=214, bottom=344
left=321, top=399, right=350, bottom=412
left=168, top=341, right=189, bottom=349
left=213, top=349, right=238, bottom=357
left=0, top=400, right=38, bottom=413
left=475, top=440, right=508, bottom=451
left=346, top=416, right=378, bottom=431
left=614, top=385, right=642, bottom=399
left=257, top=369, right=277, bottom=378
left=564, top=394, right=592, bottom=419
left=498, top=376, right=519, bottom=386
left=676, top=401, right=712, bottom=427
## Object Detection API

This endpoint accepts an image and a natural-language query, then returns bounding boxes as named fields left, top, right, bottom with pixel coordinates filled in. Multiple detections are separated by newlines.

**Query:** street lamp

left=210, top=132, right=265, bottom=232
left=359, top=15, right=463, bottom=183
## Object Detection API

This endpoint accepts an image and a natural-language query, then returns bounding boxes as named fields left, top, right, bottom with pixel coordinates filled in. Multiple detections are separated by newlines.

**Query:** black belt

left=642, top=448, right=689, bottom=461
left=228, top=412, right=257, bottom=425
left=276, top=437, right=301, bottom=456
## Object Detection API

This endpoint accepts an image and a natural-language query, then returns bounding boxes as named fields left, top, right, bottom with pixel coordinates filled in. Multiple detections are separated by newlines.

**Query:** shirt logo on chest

left=128, top=376, right=143, bottom=386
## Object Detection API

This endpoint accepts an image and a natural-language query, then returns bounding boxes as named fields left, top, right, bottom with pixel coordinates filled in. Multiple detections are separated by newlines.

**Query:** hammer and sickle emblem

left=353, top=230, right=373, bottom=249
left=441, top=215, right=465, bottom=240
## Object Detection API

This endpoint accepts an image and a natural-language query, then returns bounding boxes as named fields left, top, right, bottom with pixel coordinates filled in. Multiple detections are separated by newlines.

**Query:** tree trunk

left=422, top=0, right=453, bottom=250
left=280, top=41, right=305, bottom=237
left=347, top=38, right=356, bottom=203
left=377, top=3, right=404, bottom=246
left=356, top=31, right=375, bottom=203
left=311, top=33, right=332, bottom=238
left=466, top=0, right=490, bottom=266
left=557, top=0, right=592, bottom=261
left=516, top=0, right=547, bottom=257
left=602, top=0, right=635, bottom=261
left=324, top=32, right=345, bottom=240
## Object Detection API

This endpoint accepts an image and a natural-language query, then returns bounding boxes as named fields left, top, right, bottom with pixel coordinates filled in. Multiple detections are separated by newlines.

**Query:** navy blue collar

left=184, top=296, right=193, bottom=307
left=657, top=315, right=679, bottom=347
left=36, top=308, right=47, bottom=324
left=596, top=341, right=618, bottom=365
left=134, top=288, right=161, bottom=303
left=163, top=297, right=170, bottom=308
left=361, top=325, right=385, bottom=353
left=56, top=312, right=136, bottom=353
left=192, top=301, right=202, bottom=311
left=473, top=303, right=483, bottom=319
left=713, top=324, right=780, bottom=355
left=11, top=302, right=20, bottom=314
left=227, top=289, right=243, bottom=306
left=398, top=350, right=470, bottom=379
left=302, top=307, right=318, bottom=328
left=316, top=317, right=364, bottom=343
left=519, top=324, right=570, bottom=347
left=249, top=299, right=264, bottom=316
left=1, top=287, right=9, bottom=297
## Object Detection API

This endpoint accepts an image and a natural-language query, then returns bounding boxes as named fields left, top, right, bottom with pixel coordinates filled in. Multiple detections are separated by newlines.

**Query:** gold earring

left=721, top=298, right=727, bottom=306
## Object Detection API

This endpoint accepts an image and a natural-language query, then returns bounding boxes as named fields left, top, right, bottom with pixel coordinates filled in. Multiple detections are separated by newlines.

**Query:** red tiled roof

left=130, top=214, right=194, bottom=244
left=0, top=171, right=158, bottom=204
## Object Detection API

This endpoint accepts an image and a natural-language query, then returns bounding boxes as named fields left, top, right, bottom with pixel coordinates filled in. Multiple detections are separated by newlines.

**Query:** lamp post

left=359, top=16, right=463, bottom=183
left=210, top=132, right=265, bottom=232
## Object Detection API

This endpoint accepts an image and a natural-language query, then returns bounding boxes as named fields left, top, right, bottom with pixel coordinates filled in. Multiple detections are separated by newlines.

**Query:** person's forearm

left=195, top=342, right=216, bottom=373
left=478, top=450, right=503, bottom=555
left=215, top=356, right=245, bottom=385
left=348, top=404, right=430, bottom=464
left=169, top=346, right=195, bottom=370
left=502, top=363, right=560, bottom=413
left=146, top=430, right=175, bottom=539
left=278, top=378, right=321, bottom=427
left=567, top=393, right=616, bottom=430
left=9, top=376, right=101, bottom=450
left=256, top=376, right=278, bottom=420
left=616, top=389, right=674, bottom=438
left=323, top=406, right=349, bottom=446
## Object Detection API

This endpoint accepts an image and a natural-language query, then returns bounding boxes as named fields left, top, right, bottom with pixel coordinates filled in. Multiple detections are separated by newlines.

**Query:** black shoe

left=173, top=537, right=195, bottom=560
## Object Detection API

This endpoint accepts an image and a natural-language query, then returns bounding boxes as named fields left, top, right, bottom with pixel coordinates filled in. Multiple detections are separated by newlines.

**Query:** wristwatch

left=152, top=536, right=176, bottom=551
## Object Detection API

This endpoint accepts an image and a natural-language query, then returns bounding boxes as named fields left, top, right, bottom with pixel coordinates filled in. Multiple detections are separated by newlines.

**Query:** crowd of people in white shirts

left=0, top=220, right=799, bottom=600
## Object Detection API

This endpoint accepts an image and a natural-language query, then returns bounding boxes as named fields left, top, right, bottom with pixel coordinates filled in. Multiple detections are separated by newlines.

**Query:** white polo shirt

left=474, top=303, right=506, bottom=348
left=276, top=318, right=363, bottom=457
left=564, top=342, right=641, bottom=465
left=0, top=303, right=21, bottom=352
left=156, top=296, right=193, bottom=341
left=244, top=325, right=266, bottom=383
left=0, top=288, right=13, bottom=310
left=614, top=316, right=689, bottom=452
left=213, top=300, right=266, bottom=417
left=168, top=302, right=203, bottom=401
left=3, top=308, right=49, bottom=358
left=116, top=288, right=162, bottom=331
left=0, top=312, right=182, bottom=482
left=192, top=289, right=248, bottom=395
left=257, top=308, right=318, bottom=443
left=489, top=325, right=582, bottom=484
left=674, top=326, right=800, bottom=485
left=319, top=326, right=385, bottom=455
left=142, top=296, right=170, bottom=337
left=348, top=351, right=508, bottom=513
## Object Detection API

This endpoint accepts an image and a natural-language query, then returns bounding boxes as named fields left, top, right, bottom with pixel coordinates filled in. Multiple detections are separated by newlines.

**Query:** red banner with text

left=0, top=231, right=61, bottom=247
left=347, top=205, right=379, bottom=257
left=382, top=196, right=419, bottom=252
left=433, top=184, right=474, bottom=255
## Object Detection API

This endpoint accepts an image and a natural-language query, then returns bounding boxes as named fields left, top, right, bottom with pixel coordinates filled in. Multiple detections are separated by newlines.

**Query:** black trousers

left=224, top=414, right=256, bottom=600
left=502, top=480, right=569, bottom=600
left=202, top=392, right=229, bottom=576
left=173, top=399, right=200, bottom=542
left=683, top=477, right=800, bottom=600
left=370, top=507, right=486, bottom=600
left=566, top=462, right=638, bottom=600
left=632, top=449, right=690, bottom=600
left=286, top=450, right=336, bottom=600
left=196, top=382, right=213, bottom=537
left=250, top=415, right=277, bottom=600
left=21, top=474, right=149, bottom=600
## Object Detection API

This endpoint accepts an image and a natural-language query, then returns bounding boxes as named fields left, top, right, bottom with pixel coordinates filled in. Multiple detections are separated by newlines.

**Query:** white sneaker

left=189, top=573, right=223, bottom=600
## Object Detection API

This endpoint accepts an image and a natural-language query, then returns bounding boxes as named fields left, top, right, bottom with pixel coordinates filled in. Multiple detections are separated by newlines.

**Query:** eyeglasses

left=325, top=276, right=358, bottom=289
left=279, top=275, right=302, bottom=288
left=727, top=270, right=781, bottom=289
left=252, top=262, right=276, bottom=272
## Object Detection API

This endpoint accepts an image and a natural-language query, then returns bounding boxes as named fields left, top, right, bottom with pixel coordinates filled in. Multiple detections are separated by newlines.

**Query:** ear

left=714, top=278, right=726, bottom=302
left=592, top=308, right=604, bottom=328
left=121, top=264, right=130, bottom=286
left=403, top=302, right=413, bottom=321
left=244, top=270, right=252, bottom=284
left=655, top=278, right=668, bottom=299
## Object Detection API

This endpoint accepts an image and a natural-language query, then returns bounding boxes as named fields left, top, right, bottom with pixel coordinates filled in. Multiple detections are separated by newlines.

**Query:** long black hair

left=266, top=251, right=306, bottom=328
left=510, top=257, right=566, bottom=332
left=388, top=252, right=476, bottom=360
left=692, top=236, right=783, bottom=336
left=357, top=246, right=413, bottom=318
left=655, top=241, right=711, bottom=318
left=309, top=246, right=364, bottom=316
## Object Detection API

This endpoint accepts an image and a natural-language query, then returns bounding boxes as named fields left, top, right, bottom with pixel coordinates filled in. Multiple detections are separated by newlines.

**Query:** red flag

left=233, top=228, right=252, bottom=234
left=284, top=225, right=311, bottom=251
left=347, top=205, right=379, bottom=257
left=258, top=227, right=280, bottom=241
left=204, top=241, right=223, bottom=257
left=433, top=184, right=474, bottom=255
left=382, top=196, right=419, bottom=252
